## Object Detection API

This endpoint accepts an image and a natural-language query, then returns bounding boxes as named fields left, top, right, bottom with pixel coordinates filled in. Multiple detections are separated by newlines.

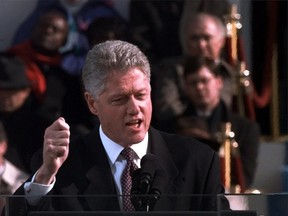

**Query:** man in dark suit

left=7, top=40, right=230, bottom=215
left=173, top=56, right=260, bottom=193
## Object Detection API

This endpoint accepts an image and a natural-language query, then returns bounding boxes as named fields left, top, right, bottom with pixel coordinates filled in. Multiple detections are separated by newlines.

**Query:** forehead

left=188, top=17, right=221, bottom=35
left=104, top=68, right=149, bottom=90
left=186, top=66, right=215, bottom=78
left=38, top=11, right=67, bottom=24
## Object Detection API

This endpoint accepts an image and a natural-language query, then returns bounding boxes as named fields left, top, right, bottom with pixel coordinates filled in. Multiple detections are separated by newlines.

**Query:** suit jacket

left=7, top=126, right=229, bottom=215
left=174, top=101, right=260, bottom=189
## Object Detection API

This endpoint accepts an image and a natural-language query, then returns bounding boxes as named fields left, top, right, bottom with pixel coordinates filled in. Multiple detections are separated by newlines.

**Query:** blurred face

left=184, top=66, right=223, bottom=112
left=85, top=68, right=152, bottom=147
left=185, top=17, right=225, bottom=60
left=0, top=140, right=7, bottom=162
left=0, top=88, right=31, bottom=112
left=31, top=11, right=68, bottom=52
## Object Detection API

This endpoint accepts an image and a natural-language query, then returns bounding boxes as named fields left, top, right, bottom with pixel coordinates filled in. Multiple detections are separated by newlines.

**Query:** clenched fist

left=35, top=117, right=70, bottom=185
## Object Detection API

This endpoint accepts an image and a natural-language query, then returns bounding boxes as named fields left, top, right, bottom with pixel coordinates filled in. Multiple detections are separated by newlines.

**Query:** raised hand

left=35, top=117, right=70, bottom=185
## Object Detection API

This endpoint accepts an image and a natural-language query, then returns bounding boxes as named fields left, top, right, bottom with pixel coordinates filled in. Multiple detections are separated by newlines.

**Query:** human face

left=0, top=140, right=7, bottom=163
left=31, top=12, right=68, bottom=52
left=185, top=17, right=225, bottom=60
left=85, top=68, right=152, bottom=147
left=184, top=66, right=223, bottom=112
left=0, top=88, right=31, bottom=112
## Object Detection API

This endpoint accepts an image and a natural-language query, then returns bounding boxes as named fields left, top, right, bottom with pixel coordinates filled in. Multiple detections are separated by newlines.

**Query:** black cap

left=0, top=53, right=31, bottom=89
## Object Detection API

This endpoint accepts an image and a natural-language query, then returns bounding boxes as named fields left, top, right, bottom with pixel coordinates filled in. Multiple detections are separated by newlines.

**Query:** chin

left=129, top=134, right=146, bottom=144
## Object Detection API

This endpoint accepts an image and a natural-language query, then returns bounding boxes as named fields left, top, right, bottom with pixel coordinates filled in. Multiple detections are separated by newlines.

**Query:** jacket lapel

left=148, top=127, right=180, bottom=210
left=81, top=127, right=120, bottom=211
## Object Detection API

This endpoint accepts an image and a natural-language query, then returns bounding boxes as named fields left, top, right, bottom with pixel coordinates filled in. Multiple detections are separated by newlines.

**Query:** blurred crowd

left=0, top=0, right=286, bottom=204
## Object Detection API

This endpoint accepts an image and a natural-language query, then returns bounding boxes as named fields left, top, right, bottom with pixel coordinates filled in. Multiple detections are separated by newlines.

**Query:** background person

left=12, top=0, right=127, bottom=76
left=173, top=56, right=260, bottom=191
left=151, top=12, right=236, bottom=131
left=0, top=53, right=46, bottom=173
left=7, top=7, right=89, bottom=138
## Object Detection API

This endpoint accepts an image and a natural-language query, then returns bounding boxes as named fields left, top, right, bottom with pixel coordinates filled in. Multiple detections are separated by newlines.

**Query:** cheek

left=211, top=40, right=223, bottom=52
left=187, top=41, right=197, bottom=51
left=145, top=100, right=153, bottom=122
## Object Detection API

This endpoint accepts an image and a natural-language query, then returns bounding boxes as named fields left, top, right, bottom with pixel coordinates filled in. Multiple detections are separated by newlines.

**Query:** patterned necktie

left=121, top=148, right=138, bottom=211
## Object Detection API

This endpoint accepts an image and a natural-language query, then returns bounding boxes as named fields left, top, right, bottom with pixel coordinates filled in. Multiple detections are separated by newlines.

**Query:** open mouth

left=126, top=119, right=142, bottom=128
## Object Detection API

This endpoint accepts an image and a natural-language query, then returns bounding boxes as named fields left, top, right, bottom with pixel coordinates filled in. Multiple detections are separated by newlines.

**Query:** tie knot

left=121, top=148, right=135, bottom=161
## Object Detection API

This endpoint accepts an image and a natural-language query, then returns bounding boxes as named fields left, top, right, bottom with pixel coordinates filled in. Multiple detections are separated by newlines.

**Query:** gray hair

left=179, top=12, right=227, bottom=54
left=82, top=40, right=151, bottom=99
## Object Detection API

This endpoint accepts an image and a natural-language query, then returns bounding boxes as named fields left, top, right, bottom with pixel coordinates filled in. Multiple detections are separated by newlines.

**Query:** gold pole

left=230, top=4, right=238, bottom=65
left=224, top=122, right=232, bottom=191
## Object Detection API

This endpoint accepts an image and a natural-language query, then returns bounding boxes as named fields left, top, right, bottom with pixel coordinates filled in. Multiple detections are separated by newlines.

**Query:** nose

left=198, top=38, right=207, bottom=50
left=195, top=83, right=204, bottom=91
left=127, top=97, right=140, bottom=115
left=45, top=25, right=54, bottom=34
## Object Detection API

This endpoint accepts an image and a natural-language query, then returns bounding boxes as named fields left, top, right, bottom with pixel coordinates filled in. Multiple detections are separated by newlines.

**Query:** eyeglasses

left=186, top=76, right=214, bottom=87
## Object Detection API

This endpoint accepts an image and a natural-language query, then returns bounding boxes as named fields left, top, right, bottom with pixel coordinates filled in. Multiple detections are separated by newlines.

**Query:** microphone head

left=142, top=154, right=168, bottom=211
left=140, top=153, right=159, bottom=176
left=131, top=154, right=168, bottom=211
left=140, top=154, right=159, bottom=193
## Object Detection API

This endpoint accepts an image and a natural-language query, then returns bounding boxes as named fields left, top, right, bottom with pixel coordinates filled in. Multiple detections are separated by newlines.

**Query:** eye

left=111, top=96, right=126, bottom=105
left=135, top=92, right=147, bottom=100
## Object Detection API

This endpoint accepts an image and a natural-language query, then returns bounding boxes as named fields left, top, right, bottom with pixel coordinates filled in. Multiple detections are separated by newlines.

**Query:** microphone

left=139, top=154, right=158, bottom=194
left=131, top=154, right=166, bottom=211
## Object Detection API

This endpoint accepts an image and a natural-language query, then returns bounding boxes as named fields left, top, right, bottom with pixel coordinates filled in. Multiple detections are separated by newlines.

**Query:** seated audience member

left=0, top=53, right=46, bottom=173
left=173, top=56, right=260, bottom=191
left=12, top=0, right=127, bottom=76
left=7, top=7, right=88, bottom=137
left=6, top=40, right=230, bottom=215
left=151, top=12, right=235, bottom=130
left=0, top=121, right=29, bottom=212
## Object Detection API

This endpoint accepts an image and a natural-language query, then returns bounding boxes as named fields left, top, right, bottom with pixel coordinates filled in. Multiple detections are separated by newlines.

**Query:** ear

left=84, top=92, right=99, bottom=116
left=216, top=76, right=224, bottom=89
left=0, top=141, right=7, bottom=155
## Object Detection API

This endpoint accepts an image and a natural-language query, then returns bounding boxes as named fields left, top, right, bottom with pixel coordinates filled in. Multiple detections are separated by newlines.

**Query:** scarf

left=9, top=40, right=61, bottom=101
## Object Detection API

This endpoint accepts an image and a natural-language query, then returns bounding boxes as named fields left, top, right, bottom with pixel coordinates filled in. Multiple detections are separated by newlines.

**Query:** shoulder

left=230, top=112, right=260, bottom=135
left=150, top=127, right=216, bottom=159
left=218, top=60, right=236, bottom=78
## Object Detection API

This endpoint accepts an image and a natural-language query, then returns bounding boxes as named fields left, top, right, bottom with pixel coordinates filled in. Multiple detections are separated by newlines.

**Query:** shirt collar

left=99, top=125, right=149, bottom=166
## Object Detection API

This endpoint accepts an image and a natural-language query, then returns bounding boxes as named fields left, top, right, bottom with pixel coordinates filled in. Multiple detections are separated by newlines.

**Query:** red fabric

left=8, top=40, right=61, bottom=101
left=253, top=1, right=278, bottom=108
left=224, top=0, right=279, bottom=120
